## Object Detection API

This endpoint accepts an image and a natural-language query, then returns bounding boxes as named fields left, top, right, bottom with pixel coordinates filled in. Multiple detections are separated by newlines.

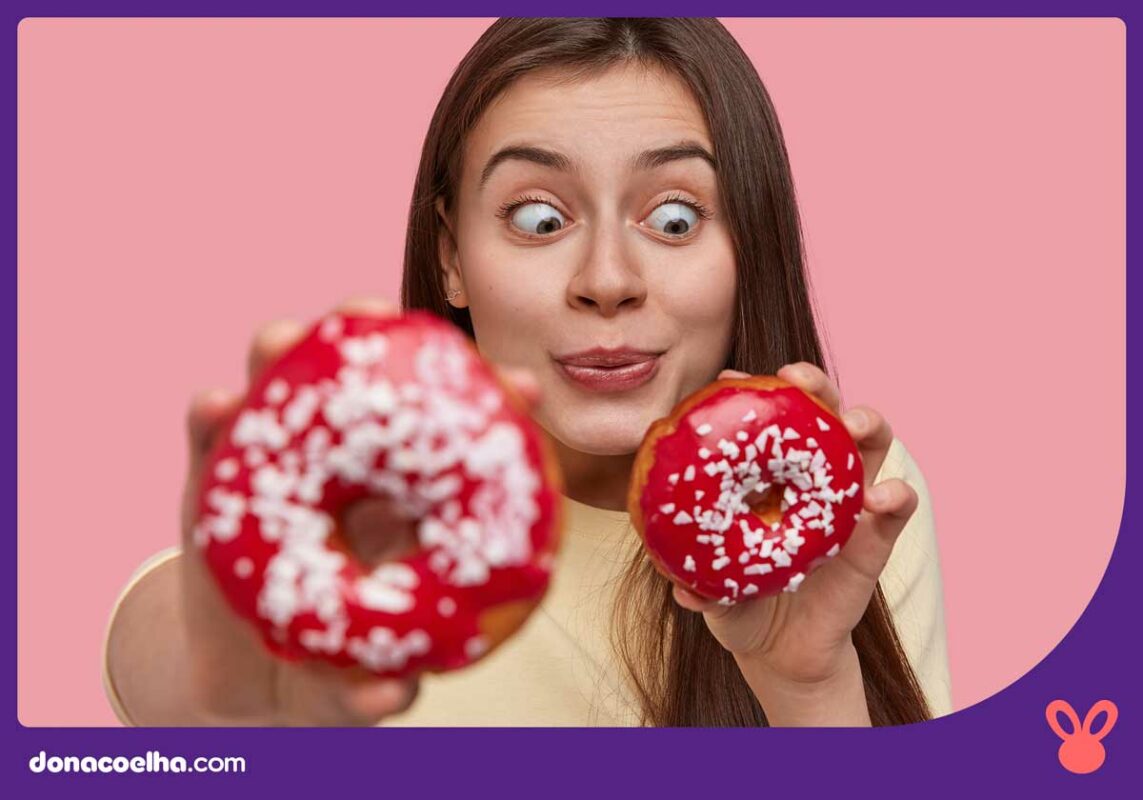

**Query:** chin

left=536, top=404, right=655, bottom=457
left=562, top=433, right=640, bottom=457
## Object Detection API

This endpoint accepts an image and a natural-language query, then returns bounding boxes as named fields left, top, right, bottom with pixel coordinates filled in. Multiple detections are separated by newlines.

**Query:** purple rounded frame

left=5, top=4, right=1136, bottom=797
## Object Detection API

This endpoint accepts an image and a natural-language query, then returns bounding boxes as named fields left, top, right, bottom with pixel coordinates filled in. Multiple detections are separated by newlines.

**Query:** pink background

left=17, top=18, right=1125, bottom=725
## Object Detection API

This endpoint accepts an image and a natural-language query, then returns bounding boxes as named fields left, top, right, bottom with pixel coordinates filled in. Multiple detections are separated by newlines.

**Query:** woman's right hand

left=177, top=296, right=540, bottom=726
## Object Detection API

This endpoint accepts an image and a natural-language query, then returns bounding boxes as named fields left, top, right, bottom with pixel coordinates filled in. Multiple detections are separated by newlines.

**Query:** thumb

left=186, top=388, right=242, bottom=471
left=672, top=583, right=733, bottom=621
left=342, top=678, right=420, bottom=724
left=182, top=388, right=242, bottom=545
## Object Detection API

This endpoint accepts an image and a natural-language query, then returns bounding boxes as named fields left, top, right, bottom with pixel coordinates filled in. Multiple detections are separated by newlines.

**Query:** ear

left=435, top=196, right=466, bottom=308
left=1045, top=699, right=1081, bottom=741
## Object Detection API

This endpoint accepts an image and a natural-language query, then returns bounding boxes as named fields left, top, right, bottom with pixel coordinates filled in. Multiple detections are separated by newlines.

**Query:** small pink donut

left=193, top=310, right=564, bottom=678
left=628, top=376, right=864, bottom=602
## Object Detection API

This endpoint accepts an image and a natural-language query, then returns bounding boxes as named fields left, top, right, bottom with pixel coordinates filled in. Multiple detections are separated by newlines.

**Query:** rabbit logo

left=1045, top=699, right=1118, bottom=774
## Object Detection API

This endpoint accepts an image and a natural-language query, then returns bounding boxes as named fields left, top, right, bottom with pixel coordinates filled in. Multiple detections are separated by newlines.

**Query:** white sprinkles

left=196, top=315, right=547, bottom=674
left=651, top=406, right=859, bottom=604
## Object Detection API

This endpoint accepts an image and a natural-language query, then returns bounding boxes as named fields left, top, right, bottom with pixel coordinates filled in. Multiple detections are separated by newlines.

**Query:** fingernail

left=844, top=409, right=867, bottom=431
left=358, top=680, right=406, bottom=709
left=868, top=485, right=890, bottom=505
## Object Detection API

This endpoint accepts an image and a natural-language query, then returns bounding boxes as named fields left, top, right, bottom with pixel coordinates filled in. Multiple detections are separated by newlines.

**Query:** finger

left=278, top=660, right=416, bottom=726
left=247, top=319, right=308, bottom=385
left=186, top=388, right=242, bottom=467
left=672, top=583, right=731, bottom=619
left=841, top=405, right=894, bottom=485
left=672, top=583, right=714, bottom=611
left=495, top=365, right=541, bottom=409
left=776, top=362, right=841, bottom=415
left=333, top=295, right=401, bottom=318
left=801, top=479, right=918, bottom=635
left=182, top=389, right=243, bottom=547
left=341, top=678, right=420, bottom=724
left=834, top=479, right=919, bottom=585
left=272, top=662, right=365, bottom=726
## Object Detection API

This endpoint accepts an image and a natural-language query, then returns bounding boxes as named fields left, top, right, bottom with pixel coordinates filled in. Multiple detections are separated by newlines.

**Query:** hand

left=672, top=363, right=918, bottom=692
left=179, top=296, right=541, bottom=725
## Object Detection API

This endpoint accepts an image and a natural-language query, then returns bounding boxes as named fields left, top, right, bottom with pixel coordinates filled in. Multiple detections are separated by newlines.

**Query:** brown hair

left=401, top=17, right=932, bottom=726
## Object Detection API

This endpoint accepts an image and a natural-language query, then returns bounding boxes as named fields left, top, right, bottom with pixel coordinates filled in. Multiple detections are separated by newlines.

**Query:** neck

left=553, top=437, right=635, bottom=512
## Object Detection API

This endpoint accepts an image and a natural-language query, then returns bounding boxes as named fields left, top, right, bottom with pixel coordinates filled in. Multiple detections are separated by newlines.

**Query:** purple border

left=6, top=6, right=1136, bottom=797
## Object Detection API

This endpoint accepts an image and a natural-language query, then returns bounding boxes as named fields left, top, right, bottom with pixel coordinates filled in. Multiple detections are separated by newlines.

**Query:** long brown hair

left=401, top=18, right=932, bottom=726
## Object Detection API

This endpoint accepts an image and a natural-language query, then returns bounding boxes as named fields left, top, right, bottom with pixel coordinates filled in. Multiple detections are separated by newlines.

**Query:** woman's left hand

left=674, top=363, right=919, bottom=693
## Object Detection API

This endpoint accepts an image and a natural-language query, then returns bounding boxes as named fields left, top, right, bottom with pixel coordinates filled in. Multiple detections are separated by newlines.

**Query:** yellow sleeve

left=101, top=546, right=183, bottom=727
left=874, top=438, right=955, bottom=718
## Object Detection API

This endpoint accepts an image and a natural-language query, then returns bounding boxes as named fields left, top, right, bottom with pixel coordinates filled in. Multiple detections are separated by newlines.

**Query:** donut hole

left=744, top=484, right=783, bottom=527
left=338, top=497, right=420, bottom=568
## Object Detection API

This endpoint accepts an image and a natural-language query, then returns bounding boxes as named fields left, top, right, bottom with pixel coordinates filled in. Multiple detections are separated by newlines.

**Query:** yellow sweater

left=103, top=436, right=953, bottom=726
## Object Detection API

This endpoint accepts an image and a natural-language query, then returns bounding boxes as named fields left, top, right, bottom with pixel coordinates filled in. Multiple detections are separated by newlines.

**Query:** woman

left=103, top=18, right=952, bottom=727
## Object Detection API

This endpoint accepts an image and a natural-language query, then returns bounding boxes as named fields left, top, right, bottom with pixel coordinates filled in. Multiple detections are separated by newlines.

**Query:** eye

left=645, top=200, right=703, bottom=237
left=500, top=198, right=567, bottom=236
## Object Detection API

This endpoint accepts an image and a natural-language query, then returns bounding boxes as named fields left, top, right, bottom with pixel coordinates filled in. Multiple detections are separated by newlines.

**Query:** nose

left=566, top=219, right=647, bottom=317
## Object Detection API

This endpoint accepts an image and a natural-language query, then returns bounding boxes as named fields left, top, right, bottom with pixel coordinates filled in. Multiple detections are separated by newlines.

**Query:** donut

left=627, top=376, right=863, bottom=603
left=192, top=309, right=564, bottom=678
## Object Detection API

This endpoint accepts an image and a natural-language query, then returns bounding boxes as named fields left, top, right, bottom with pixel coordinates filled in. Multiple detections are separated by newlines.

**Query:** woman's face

left=438, top=62, right=737, bottom=456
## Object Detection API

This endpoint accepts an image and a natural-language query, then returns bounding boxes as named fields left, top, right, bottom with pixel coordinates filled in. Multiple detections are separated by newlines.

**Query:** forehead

left=465, top=62, right=712, bottom=177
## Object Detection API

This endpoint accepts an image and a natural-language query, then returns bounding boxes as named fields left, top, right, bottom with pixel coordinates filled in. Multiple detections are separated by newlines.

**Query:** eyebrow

left=478, top=140, right=717, bottom=189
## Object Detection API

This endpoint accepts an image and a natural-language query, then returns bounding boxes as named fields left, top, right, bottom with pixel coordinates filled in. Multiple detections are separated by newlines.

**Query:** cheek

left=659, top=242, right=737, bottom=340
left=455, top=236, right=563, bottom=361
left=668, top=269, right=735, bottom=323
left=651, top=242, right=737, bottom=395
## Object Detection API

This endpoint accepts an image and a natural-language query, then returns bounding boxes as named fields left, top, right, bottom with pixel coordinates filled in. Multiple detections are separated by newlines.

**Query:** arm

left=736, top=643, right=871, bottom=726
left=107, top=298, right=475, bottom=727
left=876, top=438, right=954, bottom=717
left=732, top=437, right=953, bottom=726
left=104, top=543, right=422, bottom=727
left=674, top=364, right=930, bottom=727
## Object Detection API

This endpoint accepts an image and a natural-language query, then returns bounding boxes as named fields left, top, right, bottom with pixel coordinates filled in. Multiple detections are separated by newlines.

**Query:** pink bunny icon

left=1045, top=699, right=1118, bottom=774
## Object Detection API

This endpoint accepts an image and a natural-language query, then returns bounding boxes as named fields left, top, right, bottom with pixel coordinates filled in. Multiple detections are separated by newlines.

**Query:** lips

left=554, top=348, right=663, bottom=393
left=556, top=348, right=660, bottom=368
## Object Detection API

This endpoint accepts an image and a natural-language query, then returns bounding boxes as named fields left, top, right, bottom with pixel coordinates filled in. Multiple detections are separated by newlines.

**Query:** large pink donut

left=193, top=310, right=564, bottom=677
